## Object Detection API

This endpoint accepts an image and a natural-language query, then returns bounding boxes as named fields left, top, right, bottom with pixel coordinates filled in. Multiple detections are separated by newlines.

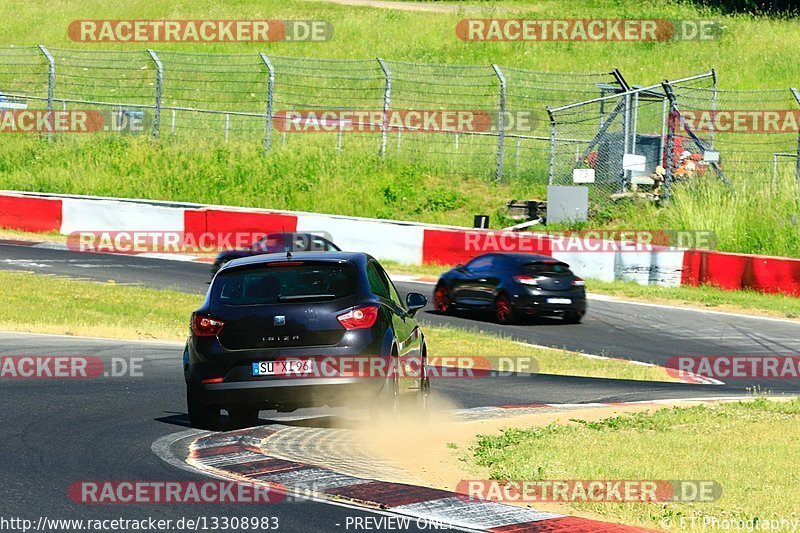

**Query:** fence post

left=790, top=87, right=800, bottom=184
left=491, top=64, right=506, bottom=182
left=710, top=68, right=717, bottom=149
left=377, top=58, right=391, bottom=159
left=547, top=108, right=556, bottom=185
left=621, top=93, right=631, bottom=192
left=663, top=103, right=676, bottom=201
left=38, top=45, right=54, bottom=142
left=147, top=50, right=162, bottom=140
left=259, top=53, right=275, bottom=155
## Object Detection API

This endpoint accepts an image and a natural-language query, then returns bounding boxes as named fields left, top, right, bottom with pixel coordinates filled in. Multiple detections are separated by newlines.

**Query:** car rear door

left=367, top=260, right=418, bottom=391
left=452, top=255, right=493, bottom=306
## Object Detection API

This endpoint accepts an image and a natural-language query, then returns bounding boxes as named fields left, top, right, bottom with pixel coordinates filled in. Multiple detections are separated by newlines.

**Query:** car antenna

left=282, top=226, right=292, bottom=260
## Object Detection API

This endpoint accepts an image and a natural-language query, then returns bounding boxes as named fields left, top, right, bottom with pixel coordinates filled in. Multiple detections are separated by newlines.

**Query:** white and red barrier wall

left=2, top=191, right=800, bottom=295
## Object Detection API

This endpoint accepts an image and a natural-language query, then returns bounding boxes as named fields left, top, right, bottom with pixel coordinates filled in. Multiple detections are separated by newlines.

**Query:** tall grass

left=2, top=1, right=799, bottom=88
left=0, top=135, right=539, bottom=226
left=2, top=134, right=799, bottom=255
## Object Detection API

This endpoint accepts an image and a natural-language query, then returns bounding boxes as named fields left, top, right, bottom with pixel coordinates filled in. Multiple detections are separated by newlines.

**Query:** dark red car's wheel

left=434, top=285, right=452, bottom=314
left=494, top=294, right=515, bottom=324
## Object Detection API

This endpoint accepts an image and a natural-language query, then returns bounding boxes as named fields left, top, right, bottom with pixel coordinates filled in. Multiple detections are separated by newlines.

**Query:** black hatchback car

left=185, top=251, right=430, bottom=429
left=210, top=232, right=340, bottom=277
left=433, top=252, right=586, bottom=324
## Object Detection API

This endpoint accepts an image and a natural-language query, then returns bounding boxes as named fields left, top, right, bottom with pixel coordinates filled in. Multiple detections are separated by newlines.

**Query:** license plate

left=547, top=298, right=572, bottom=304
left=251, top=359, right=312, bottom=376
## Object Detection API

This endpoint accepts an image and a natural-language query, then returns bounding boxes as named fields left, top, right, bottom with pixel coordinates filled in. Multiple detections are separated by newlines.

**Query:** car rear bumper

left=186, top=331, right=393, bottom=409
left=512, top=290, right=587, bottom=316
left=190, top=376, right=384, bottom=410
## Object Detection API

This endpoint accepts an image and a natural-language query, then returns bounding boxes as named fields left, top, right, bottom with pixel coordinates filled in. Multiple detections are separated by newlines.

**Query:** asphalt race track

left=3, top=242, right=800, bottom=393
left=3, top=242, right=800, bottom=528
left=0, top=332, right=449, bottom=531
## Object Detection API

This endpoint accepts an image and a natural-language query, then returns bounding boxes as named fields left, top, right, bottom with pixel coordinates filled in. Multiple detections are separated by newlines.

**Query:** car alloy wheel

left=434, top=285, right=451, bottom=314
left=494, top=294, right=514, bottom=324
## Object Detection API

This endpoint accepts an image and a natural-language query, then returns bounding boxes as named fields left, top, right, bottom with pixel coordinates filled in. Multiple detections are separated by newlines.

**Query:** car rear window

left=213, top=263, right=357, bottom=305
left=522, top=262, right=573, bottom=276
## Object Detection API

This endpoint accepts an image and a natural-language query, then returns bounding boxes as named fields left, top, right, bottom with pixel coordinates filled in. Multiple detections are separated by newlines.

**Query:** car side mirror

left=405, top=292, right=427, bottom=315
left=455, top=263, right=466, bottom=271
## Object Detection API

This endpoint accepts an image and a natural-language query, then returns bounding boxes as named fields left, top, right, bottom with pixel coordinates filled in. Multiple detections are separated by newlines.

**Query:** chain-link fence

left=0, top=45, right=619, bottom=184
left=4, top=45, right=800, bottom=216
left=548, top=70, right=800, bottom=209
left=667, top=84, right=800, bottom=187
left=548, top=72, right=719, bottom=202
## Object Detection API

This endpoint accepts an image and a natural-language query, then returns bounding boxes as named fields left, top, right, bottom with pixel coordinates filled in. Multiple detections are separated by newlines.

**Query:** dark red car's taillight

left=337, top=306, right=379, bottom=330
left=191, top=314, right=225, bottom=337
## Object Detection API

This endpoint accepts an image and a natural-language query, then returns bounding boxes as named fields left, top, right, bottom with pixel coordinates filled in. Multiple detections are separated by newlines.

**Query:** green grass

left=1, top=0, right=799, bottom=256
left=424, top=325, right=675, bottom=382
left=0, top=136, right=534, bottom=226
left=0, top=270, right=674, bottom=381
left=2, top=0, right=798, bottom=88
left=0, top=270, right=201, bottom=340
left=588, top=278, right=800, bottom=318
left=472, top=398, right=800, bottom=529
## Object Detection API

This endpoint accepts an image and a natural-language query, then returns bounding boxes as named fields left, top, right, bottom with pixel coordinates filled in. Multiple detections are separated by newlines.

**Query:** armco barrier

left=681, top=249, right=800, bottom=296
left=297, top=214, right=425, bottom=265
left=184, top=209, right=298, bottom=248
left=422, top=228, right=552, bottom=266
left=748, top=255, right=800, bottom=295
left=2, top=191, right=800, bottom=296
left=0, top=194, right=61, bottom=233
left=60, top=197, right=185, bottom=235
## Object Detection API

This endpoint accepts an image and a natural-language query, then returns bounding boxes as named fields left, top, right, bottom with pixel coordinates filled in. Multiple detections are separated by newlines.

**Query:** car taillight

left=513, top=274, right=539, bottom=286
left=191, top=315, right=225, bottom=337
left=572, top=277, right=585, bottom=287
left=337, top=306, right=379, bottom=330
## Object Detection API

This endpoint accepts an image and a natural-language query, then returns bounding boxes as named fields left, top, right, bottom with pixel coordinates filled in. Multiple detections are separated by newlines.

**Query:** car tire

left=433, top=284, right=452, bottom=314
left=228, top=406, right=260, bottom=428
left=370, top=355, right=400, bottom=421
left=417, top=352, right=431, bottom=422
left=494, top=293, right=516, bottom=325
left=186, top=388, right=220, bottom=430
left=563, top=311, right=583, bottom=324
